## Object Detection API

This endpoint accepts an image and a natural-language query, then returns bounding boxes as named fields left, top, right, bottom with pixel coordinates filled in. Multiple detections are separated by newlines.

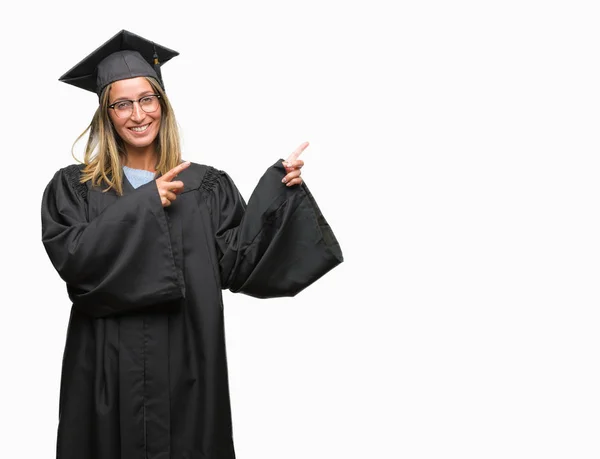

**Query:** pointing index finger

left=285, top=141, right=309, bottom=165
left=163, top=161, right=191, bottom=181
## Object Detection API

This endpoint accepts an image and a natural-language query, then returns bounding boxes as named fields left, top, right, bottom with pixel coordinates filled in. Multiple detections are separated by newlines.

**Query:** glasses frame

left=108, top=94, right=162, bottom=118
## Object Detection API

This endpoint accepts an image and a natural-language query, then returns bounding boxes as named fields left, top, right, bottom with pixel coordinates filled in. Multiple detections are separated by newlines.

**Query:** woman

left=41, top=30, right=343, bottom=459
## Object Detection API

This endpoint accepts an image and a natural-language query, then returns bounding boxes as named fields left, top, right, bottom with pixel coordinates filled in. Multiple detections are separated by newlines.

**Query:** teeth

left=130, top=124, right=149, bottom=132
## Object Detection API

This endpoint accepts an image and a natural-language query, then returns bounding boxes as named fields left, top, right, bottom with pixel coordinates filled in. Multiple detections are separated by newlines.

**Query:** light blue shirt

left=123, top=165, right=156, bottom=189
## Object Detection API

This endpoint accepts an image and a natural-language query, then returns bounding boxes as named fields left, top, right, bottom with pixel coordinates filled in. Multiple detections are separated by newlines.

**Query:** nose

left=130, top=101, right=145, bottom=122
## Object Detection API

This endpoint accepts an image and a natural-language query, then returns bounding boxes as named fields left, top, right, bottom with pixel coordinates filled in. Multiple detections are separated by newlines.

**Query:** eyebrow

left=110, top=90, right=155, bottom=103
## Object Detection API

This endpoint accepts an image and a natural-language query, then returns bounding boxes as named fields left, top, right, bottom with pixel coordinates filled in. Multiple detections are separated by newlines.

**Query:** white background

left=1, top=1, right=599, bottom=458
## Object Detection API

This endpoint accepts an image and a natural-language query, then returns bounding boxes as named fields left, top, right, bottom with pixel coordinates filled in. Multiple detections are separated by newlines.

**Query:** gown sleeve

left=202, top=159, right=343, bottom=298
left=41, top=165, right=185, bottom=318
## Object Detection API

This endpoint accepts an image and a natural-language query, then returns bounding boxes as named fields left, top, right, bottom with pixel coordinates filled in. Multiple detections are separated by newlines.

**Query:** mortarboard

left=59, top=30, right=179, bottom=97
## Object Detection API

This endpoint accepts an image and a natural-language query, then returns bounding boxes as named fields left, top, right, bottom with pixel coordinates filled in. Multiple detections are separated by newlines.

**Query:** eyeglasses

left=108, top=94, right=161, bottom=118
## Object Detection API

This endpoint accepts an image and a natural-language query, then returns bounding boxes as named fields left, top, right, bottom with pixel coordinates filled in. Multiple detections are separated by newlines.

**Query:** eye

left=140, top=96, right=154, bottom=104
left=115, top=101, right=132, bottom=110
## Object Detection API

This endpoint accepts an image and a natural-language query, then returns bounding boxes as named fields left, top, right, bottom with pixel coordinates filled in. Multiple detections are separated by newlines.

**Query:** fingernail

left=282, top=177, right=287, bottom=183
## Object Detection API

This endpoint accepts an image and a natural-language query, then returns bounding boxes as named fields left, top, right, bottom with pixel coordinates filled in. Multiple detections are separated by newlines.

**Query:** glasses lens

left=110, top=96, right=159, bottom=118
left=140, top=96, right=159, bottom=113
left=114, top=101, right=133, bottom=118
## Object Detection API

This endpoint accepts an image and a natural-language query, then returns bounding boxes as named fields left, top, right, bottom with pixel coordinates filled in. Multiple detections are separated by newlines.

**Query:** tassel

left=152, top=43, right=164, bottom=89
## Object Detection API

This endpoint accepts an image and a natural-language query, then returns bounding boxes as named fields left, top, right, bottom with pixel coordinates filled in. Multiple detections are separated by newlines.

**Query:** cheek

left=108, top=112, right=125, bottom=132
left=153, top=111, right=162, bottom=130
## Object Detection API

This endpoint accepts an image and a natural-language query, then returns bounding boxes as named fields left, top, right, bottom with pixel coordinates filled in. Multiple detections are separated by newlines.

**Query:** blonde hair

left=73, top=77, right=182, bottom=195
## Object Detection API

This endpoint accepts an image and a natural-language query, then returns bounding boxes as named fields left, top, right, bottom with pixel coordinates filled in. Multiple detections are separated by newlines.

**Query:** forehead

left=109, top=77, right=154, bottom=99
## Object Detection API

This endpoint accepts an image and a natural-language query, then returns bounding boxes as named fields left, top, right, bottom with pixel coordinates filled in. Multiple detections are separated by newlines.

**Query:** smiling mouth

left=129, top=123, right=150, bottom=132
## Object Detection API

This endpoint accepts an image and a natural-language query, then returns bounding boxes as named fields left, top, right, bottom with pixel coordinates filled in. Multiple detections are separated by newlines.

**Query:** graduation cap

left=59, top=29, right=179, bottom=97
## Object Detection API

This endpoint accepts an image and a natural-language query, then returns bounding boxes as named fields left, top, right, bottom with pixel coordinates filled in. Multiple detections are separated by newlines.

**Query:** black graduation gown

left=41, top=159, right=343, bottom=459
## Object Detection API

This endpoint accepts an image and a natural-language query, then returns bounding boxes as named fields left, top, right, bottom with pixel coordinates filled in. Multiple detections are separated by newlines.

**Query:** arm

left=41, top=165, right=184, bottom=317
left=202, top=159, right=343, bottom=298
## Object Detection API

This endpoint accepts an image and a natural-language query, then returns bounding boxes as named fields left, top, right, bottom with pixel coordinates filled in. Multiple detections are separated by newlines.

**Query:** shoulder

left=45, top=163, right=88, bottom=200
left=49, top=163, right=85, bottom=180
left=61, top=163, right=86, bottom=183
left=180, top=161, right=233, bottom=193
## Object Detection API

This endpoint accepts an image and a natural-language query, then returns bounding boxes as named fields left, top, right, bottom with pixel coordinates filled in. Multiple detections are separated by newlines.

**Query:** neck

left=122, top=145, right=158, bottom=172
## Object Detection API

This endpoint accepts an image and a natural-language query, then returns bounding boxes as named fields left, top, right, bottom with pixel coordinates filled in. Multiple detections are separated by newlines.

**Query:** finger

left=161, top=197, right=171, bottom=207
left=162, top=161, right=191, bottom=181
left=285, top=177, right=303, bottom=187
left=158, top=181, right=184, bottom=194
left=165, top=180, right=185, bottom=191
left=281, top=169, right=301, bottom=184
left=285, top=141, right=309, bottom=166
left=165, top=191, right=177, bottom=202
left=284, top=159, right=304, bottom=170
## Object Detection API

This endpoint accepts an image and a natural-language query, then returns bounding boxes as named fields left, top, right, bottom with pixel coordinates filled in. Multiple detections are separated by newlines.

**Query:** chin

left=128, top=138, right=156, bottom=149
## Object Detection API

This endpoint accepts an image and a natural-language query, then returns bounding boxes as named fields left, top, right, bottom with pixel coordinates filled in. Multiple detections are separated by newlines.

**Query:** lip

left=127, top=122, right=152, bottom=135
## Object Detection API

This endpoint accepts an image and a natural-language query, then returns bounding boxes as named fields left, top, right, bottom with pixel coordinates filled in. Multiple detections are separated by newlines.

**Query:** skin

left=108, top=76, right=305, bottom=208
left=108, top=77, right=162, bottom=171
left=282, top=141, right=307, bottom=187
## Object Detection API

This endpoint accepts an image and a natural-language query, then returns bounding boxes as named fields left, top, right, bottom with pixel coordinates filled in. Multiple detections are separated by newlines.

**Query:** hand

left=281, top=141, right=308, bottom=187
left=156, top=161, right=191, bottom=207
